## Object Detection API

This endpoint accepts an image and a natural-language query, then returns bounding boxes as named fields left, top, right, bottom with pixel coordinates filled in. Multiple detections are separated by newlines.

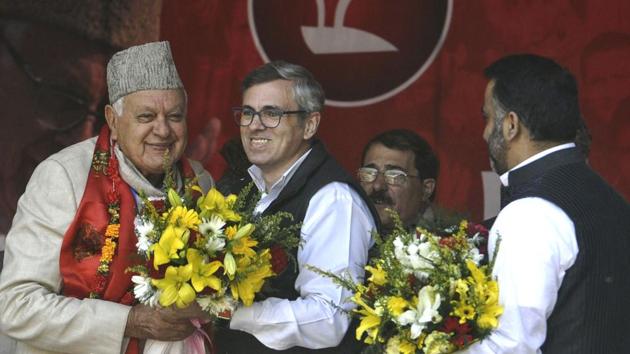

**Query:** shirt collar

left=499, top=142, right=576, bottom=187
left=248, top=148, right=313, bottom=194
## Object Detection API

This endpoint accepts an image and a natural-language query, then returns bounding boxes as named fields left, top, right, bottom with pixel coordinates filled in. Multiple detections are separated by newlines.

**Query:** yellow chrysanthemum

left=152, top=225, right=186, bottom=269
left=187, top=249, right=222, bottom=292
left=152, top=264, right=196, bottom=308
left=225, top=225, right=238, bottom=240
left=231, top=235, right=258, bottom=259
left=105, top=224, right=120, bottom=238
left=366, top=263, right=387, bottom=286
left=387, top=296, right=408, bottom=317
left=452, top=303, right=475, bottom=323
left=168, top=206, right=200, bottom=230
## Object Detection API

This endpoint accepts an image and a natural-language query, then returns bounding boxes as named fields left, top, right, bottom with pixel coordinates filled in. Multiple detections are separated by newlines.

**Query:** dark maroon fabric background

left=161, top=0, right=630, bottom=220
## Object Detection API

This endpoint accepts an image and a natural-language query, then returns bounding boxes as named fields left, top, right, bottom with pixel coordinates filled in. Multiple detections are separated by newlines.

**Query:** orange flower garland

left=90, top=150, right=122, bottom=298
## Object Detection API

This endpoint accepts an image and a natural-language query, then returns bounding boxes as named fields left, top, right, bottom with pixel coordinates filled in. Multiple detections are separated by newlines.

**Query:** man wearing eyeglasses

left=358, top=129, right=439, bottom=232
left=214, top=61, right=379, bottom=353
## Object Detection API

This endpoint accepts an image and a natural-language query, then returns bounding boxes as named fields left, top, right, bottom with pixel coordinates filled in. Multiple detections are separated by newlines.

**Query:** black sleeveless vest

left=503, top=147, right=630, bottom=354
left=215, top=140, right=379, bottom=354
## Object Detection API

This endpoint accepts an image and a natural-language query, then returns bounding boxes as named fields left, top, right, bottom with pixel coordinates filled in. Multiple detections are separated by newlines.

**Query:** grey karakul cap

left=107, top=41, right=184, bottom=103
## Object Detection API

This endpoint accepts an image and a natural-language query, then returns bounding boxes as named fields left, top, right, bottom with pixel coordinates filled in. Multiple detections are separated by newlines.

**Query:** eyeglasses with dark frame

left=232, top=107, right=307, bottom=129
left=0, top=30, right=104, bottom=133
left=357, top=167, right=420, bottom=187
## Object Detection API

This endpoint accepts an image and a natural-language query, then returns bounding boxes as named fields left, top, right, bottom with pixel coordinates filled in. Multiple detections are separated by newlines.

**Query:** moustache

left=369, top=190, right=393, bottom=206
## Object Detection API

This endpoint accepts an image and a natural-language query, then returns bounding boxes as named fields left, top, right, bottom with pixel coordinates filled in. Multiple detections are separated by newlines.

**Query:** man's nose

left=248, top=113, right=267, bottom=130
left=372, top=172, right=388, bottom=191
left=153, top=116, right=171, bottom=137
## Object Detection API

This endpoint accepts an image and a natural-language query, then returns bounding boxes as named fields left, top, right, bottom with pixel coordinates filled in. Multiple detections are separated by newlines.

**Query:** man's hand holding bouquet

left=129, top=175, right=299, bottom=353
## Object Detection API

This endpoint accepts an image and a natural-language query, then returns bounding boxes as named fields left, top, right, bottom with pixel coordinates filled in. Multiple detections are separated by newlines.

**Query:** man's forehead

left=364, top=144, right=416, bottom=170
left=124, top=89, right=186, bottom=107
left=243, top=80, right=295, bottom=105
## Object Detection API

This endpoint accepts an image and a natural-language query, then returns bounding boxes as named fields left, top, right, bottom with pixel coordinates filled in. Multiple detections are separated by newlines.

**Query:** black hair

left=361, top=129, right=439, bottom=201
left=484, top=54, right=580, bottom=142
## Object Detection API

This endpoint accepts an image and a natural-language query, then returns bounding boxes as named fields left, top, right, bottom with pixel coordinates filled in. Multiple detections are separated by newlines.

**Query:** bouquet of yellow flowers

left=311, top=216, right=502, bottom=354
left=130, top=181, right=300, bottom=318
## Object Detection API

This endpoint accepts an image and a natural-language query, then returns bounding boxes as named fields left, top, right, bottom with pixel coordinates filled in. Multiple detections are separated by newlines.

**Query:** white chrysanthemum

left=131, top=275, right=160, bottom=307
left=397, top=285, right=442, bottom=339
left=196, top=294, right=237, bottom=316
left=205, top=235, right=226, bottom=253
left=199, top=215, right=226, bottom=237
left=134, top=217, right=155, bottom=253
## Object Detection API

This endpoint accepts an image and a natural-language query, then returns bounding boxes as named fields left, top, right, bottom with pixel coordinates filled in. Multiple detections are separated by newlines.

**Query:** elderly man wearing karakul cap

left=0, top=41, right=213, bottom=354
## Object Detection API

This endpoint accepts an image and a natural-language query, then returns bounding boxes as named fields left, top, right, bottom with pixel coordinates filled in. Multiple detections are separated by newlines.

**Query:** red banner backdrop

left=161, top=0, right=630, bottom=221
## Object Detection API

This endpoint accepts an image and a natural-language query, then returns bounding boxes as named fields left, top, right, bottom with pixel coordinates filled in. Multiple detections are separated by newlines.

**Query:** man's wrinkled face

left=107, top=89, right=188, bottom=181
left=360, top=143, right=427, bottom=229
left=482, top=81, right=509, bottom=175
left=240, top=79, right=315, bottom=184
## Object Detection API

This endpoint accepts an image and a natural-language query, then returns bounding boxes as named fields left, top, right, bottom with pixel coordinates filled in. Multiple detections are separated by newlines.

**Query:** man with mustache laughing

left=358, top=129, right=439, bottom=232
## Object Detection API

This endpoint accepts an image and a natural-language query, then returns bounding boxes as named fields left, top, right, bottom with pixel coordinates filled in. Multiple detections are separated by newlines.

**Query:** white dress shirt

left=462, top=143, right=578, bottom=354
left=229, top=149, right=376, bottom=350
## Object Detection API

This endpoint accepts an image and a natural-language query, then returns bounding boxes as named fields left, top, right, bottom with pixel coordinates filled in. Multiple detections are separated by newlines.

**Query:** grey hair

left=491, top=95, right=507, bottom=127
left=242, top=60, right=325, bottom=114
left=112, top=96, right=124, bottom=116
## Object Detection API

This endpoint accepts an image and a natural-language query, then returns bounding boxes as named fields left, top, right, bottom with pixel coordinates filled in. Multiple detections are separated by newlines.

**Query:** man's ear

left=503, top=111, right=521, bottom=141
left=104, top=105, right=118, bottom=140
left=303, top=112, right=321, bottom=140
left=421, top=178, right=436, bottom=201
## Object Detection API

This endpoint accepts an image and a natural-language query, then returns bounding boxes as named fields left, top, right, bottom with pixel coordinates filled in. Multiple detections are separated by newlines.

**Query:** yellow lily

left=187, top=249, right=222, bottom=292
left=152, top=264, right=195, bottom=308
left=365, top=262, right=387, bottom=286
left=167, top=188, right=183, bottom=207
left=233, top=223, right=255, bottom=240
left=230, top=249, right=274, bottom=306
left=353, top=291, right=382, bottom=343
left=224, top=251, right=236, bottom=277
left=197, top=188, right=241, bottom=222
left=152, top=225, right=186, bottom=269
